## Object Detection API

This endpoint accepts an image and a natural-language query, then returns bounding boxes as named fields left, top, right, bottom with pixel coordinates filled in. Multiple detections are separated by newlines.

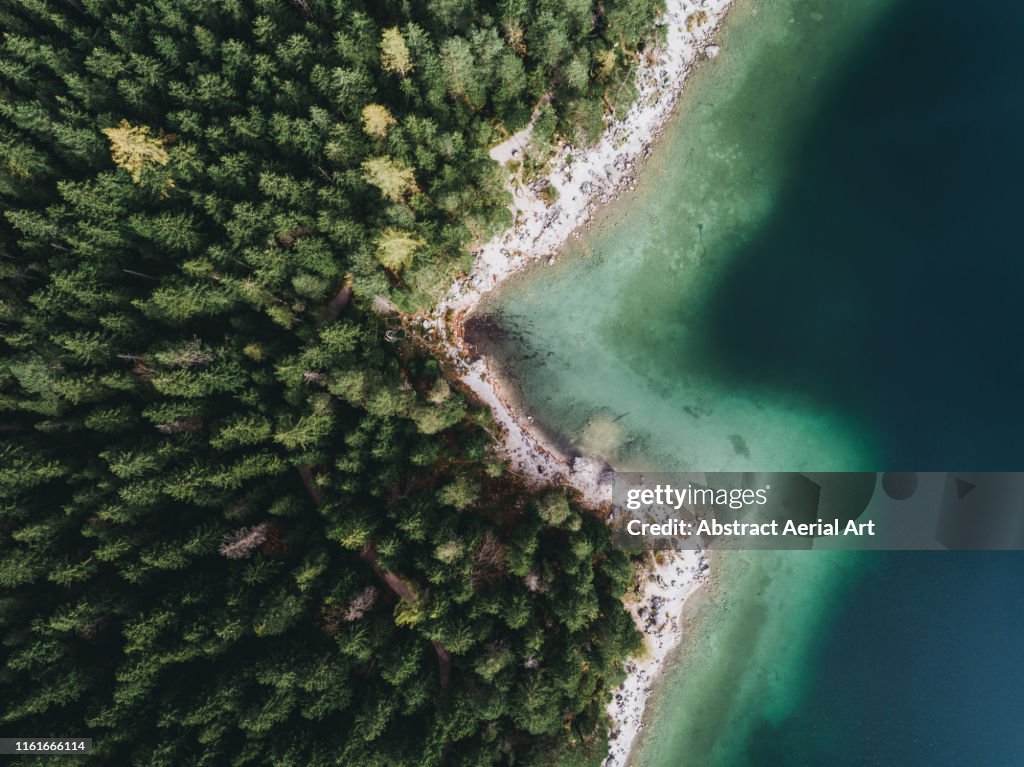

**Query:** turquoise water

left=637, top=551, right=1024, bottom=767
left=473, top=0, right=894, bottom=473
left=475, top=0, right=1024, bottom=765
left=633, top=551, right=867, bottom=767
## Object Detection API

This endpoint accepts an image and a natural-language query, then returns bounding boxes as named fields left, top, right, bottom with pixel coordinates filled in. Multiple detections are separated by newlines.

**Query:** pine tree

left=362, top=104, right=397, bottom=138
left=380, top=27, right=413, bottom=77
left=101, top=121, right=171, bottom=183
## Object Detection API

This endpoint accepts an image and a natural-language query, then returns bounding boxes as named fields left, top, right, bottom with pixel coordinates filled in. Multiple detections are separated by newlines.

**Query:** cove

left=474, top=0, right=1024, bottom=472
left=471, top=0, right=896, bottom=473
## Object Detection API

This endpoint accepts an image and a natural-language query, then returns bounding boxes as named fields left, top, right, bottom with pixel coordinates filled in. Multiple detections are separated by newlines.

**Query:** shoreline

left=430, top=1, right=734, bottom=764
left=434, top=0, right=733, bottom=505
left=605, top=550, right=711, bottom=767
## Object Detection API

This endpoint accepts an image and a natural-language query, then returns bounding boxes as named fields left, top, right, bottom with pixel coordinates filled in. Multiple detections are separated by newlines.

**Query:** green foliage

left=0, top=0, right=659, bottom=764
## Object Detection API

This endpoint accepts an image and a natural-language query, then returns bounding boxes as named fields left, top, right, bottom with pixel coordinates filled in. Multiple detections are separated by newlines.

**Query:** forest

left=0, top=0, right=662, bottom=764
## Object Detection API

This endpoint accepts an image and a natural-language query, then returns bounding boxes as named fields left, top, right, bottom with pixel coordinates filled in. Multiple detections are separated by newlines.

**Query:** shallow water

left=633, top=551, right=865, bottom=767
left=638, top=550, right=1024, bottom=767
left=476, top=0, right=895, bottom=472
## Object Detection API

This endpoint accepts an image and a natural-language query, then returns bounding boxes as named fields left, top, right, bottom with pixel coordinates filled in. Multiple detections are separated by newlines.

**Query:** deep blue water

left=742, top=553, right=1024, bottom=767
left=700, top=0, right=1024, bottom=469
left=704, top=4, right=1024, bottom=763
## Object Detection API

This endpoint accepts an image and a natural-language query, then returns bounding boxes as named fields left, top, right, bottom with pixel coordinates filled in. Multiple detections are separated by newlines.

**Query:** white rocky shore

left=606, top=550, right=710, bottom=767
left=429, top=0, right=733, bottom=764
left=434, top=0, right=733, bottom=500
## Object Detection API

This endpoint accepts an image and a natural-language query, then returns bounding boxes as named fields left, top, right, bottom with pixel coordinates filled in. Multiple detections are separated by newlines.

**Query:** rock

left=705, top=44, right=721, bottom=58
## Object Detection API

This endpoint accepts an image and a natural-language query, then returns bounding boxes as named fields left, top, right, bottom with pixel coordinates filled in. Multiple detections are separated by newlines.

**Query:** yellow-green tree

left=101, top=120, right=170, bottom=182
left=361, top=104, right=396, bottom=138
left=362, top=156, right=418, bottom=202
left=380, top=27, right=412, bottom=76
left=375, top=228, right=424, bottom=273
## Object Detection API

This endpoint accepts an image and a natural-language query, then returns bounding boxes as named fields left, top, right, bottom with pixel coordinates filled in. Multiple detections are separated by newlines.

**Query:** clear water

left=637, top=551, right=1024, bottom=767
left=475, top=0, right=894, bottom=473
left=633, top=551, right=866, bottom=767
